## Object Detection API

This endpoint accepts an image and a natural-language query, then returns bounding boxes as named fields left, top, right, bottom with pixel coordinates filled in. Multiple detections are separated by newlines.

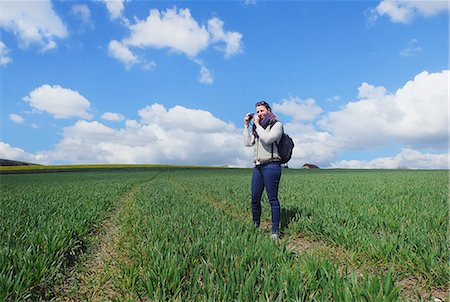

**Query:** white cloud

left=270, top=70, right=449, bottom=168
left=318, top=70, right=449, bottom=149
left=101, top=112, right=125, bottom=122
left=23, top=84, right=93, bottom=119
left=357, top=82, right=388, bottom=99
left=370, top=0, right=449, bottom=23
left=124, top=8, right=210, bottom=58
left=40, top=69, right=441, bottom=168
left=142, top=60, right=156, bottom=71
left=41, top=40, right=57, bottom=52
left=273, top=96, right=323, bottom=122
left=0, top=104, right=252, bottom=166
left=103, top=0, right=126, bottom=21
left=331, top=149, right=448, bottom=169
left=110, top=7, right=243, bottom=69
left=138, top=104, right=234, bottom=133
left=3, top=82, right=448, bottom=169
left=0, top=41, right=12, bottom=65
left=283, top=122, right=340, bottom=168
left=64, top=120, right=117, bottom=141
left=207, top=17, right=243, bottom=57
left=0, top=0, right=68, bottom=51
left=71, top=4, right=93, bottom=28
left=108, top=40, right=139, bottom=68
left=199, top=65, right=214, bottom=84
left=389, top=70, right=448, bottom=145
left=40, top=104, right=251, bottom=166
left=400, top=39, right=421, bottom=57
left=327, top=95, right=341, bottom=103
left=5, top=69, right=447, bottom=169
left=0, top=142, right=47, bottom=163
left=9, top=113, right=24, bottom=124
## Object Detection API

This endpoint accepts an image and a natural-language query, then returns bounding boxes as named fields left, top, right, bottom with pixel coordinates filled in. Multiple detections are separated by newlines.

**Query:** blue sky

left=1, top=0, right=448, bottom=168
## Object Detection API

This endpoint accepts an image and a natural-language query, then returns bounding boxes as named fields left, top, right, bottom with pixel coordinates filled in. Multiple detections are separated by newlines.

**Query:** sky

left=0, top=0, right=449, bottom=169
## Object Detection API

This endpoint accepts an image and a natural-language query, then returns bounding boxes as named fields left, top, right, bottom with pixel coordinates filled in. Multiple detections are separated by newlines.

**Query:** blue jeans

left=251, top=162, right=281, bottom=234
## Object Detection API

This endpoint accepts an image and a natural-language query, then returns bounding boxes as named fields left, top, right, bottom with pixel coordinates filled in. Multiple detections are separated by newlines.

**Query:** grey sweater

left=244, top=121, right=283, bottom=165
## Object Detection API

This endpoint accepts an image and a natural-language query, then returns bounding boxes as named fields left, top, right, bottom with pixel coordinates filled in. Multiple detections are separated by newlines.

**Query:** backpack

left=271, top=121, right=294, bottom=164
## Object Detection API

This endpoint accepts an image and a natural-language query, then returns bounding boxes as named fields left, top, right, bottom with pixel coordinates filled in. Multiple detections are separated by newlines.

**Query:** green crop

left=0, top=170, right=158, bottom=301
left=107, top=171, right=400, bottom=301
left=0, top=167, right=447, bottom=301
left=280, top=170, right=449, bottom=286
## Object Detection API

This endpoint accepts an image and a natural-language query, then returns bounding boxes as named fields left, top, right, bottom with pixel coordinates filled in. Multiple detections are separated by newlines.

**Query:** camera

left=248, top=113, right=254, bottom=120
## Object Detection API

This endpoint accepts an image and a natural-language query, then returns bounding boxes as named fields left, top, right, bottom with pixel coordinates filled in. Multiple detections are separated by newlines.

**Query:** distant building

left=302, top=163, right=319, bottom=169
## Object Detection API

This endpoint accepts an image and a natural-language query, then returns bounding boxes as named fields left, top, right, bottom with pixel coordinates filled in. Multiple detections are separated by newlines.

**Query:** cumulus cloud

left=0, top=142, right=48, bottom=164
left=23, top=84, right=93, bottom=119
left=4, top=69, right=447, bottom=169
left=138, top=104, right=234, bottom=133
left=101, top=112, right=125, bottom=122
left=369, top=0, right=449, bottom=24
left=0, top=41, right=12, bottom=65
left=318, top=70, right=449, bottom=150
left=273, top=97, right=323, bottom=122
left=39, top=104, right=251, bottom=166
left=389, top=70, right=448, bottom=146
left=71, top=4, right=94, bottom=28
left=1, top=104, right=251, bottom=166
left=9, top=113, right=24, bottom=124
left=0, top=0, right=68, bottom=51
left=199, top=65, right=214, bottom=84
left=123, top=8, right=210, bottom=58
left=208, top=18, right=243, bottom=57
left=271, top=70, right=448, bottom=169
left=109, top=7, right=243, bottom=76
left=103, top=0, right=127, bottom=21
left=281, top=122, right=340, bottom=168
left=331, top=149, right=448, bottom=169
left=108, top=40, right=139, bottom=67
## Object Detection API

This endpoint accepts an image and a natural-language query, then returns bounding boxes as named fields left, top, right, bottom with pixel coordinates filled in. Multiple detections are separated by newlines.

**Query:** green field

left=0, top=167, right=448, bottom=301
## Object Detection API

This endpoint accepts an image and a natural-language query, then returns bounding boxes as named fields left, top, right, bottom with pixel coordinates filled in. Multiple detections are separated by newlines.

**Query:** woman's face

left=256, top=105, right=269, bottom=119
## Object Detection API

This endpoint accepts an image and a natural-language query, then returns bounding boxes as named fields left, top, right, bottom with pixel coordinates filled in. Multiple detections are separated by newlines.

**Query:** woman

left=244, top=101, right=283, bottom=240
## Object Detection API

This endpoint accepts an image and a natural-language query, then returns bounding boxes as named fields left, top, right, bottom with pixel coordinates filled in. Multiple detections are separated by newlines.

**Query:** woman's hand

left=244, top=113, right=252, bottom=126
left=253, top=114, right=260, bottom=125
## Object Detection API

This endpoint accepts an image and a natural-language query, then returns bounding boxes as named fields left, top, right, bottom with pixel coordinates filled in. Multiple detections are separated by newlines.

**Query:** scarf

left=252, top=112, right=276, bottom=139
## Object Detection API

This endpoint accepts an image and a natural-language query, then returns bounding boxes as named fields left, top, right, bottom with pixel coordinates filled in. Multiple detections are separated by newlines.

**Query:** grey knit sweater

left=244, top=121, right=283, bottom=165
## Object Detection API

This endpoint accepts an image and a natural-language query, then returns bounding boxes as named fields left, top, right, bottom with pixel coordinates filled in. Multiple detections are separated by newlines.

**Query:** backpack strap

left=271, top=142, right=274, bottom=159
left=270, top=120, right=282, bottom=160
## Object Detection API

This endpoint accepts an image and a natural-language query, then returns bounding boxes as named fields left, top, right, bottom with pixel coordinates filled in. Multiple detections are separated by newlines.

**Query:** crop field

left=0, top=167, right=448, bottom=301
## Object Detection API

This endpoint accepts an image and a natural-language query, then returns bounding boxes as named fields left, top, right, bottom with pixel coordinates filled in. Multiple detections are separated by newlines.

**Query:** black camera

left=248, top=113, right=254, bottom=120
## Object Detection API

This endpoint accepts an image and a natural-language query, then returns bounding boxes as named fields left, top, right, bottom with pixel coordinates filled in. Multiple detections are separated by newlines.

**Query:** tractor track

left=54, top=173, right=162, bottom=302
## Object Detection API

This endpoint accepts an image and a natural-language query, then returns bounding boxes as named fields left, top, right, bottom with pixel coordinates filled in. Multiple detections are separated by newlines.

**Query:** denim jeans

left=251, top=162, right=281, bottom=234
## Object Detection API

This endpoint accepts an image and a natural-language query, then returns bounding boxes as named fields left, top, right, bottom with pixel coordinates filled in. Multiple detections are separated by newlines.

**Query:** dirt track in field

left=55, top=177, right=157, bottom=302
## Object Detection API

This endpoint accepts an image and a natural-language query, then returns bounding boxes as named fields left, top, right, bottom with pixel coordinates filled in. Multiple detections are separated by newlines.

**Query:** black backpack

left=271, top=122, right=294, bottom=164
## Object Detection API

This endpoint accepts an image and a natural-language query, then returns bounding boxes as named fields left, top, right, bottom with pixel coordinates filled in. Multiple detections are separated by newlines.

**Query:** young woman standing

left=243, top=101, right=283, bottom=240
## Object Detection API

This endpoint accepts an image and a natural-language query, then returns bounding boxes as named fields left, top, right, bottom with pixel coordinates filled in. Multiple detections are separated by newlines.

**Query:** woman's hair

left=255, top=101, right=271, bottom=111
